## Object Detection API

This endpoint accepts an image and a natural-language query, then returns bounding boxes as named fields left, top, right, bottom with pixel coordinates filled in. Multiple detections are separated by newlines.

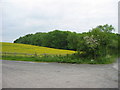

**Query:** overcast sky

left=1, top=0, right=119, bottom=42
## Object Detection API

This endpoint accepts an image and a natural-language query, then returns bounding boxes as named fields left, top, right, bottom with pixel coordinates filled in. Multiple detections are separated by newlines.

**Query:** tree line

left=14, top=24, right=120, bottom=59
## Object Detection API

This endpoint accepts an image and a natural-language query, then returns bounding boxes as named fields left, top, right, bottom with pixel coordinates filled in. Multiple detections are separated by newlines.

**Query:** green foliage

left=14, top=30, right=71, bottom=50
left=76, top=24, right=119, bottom=60
left=43, top=30, right=70, bottom=49
left=14, top=24, right=120, bottom=61
left=2, top=54, right=116, bottom=64
left=97, top=24, right=115, bottom=33
left=67, top=32, right=79, bottom=50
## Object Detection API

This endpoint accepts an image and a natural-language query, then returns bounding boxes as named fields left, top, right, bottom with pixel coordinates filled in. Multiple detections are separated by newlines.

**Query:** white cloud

left=2, top=0, right=118, bottom=42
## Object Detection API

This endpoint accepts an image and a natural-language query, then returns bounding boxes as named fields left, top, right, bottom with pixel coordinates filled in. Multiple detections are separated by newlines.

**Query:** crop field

left=1, top=42, right=117, bottom=64
left=1, top=42, right=75, bottom=56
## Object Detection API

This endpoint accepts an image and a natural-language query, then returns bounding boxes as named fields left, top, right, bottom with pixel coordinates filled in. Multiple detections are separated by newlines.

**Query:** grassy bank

left=2, top=54, right=117, bottom=64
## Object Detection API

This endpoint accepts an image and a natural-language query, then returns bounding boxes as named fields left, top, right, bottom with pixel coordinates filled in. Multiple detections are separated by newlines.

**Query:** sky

left=1, top=0, right=119, bottom=42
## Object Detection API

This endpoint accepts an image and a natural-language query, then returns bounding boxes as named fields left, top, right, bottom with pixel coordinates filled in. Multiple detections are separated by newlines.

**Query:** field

left=1, top=42, right=117, bottom=64
left=1, top=42, right=75, bottom=55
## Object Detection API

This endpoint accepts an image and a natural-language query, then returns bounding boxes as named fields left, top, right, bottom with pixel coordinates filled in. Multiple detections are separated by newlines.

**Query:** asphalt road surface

left=2, top=59, right=118, bottom=88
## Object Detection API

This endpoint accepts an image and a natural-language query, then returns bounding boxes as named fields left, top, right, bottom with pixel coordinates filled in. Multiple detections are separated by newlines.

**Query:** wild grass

left=2, top=54, right=117, bottom=64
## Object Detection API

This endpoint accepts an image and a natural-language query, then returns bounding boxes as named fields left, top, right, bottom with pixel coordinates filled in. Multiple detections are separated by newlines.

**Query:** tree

left=67, top=32, right=79, bottom=50
left=76, top=24, right=115, bottom=59
left=97, top=24, right=115, bottom=33
left=14, top=24, right=118, bottom=59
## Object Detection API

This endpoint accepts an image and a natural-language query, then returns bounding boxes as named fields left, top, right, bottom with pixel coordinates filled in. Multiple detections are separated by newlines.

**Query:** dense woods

left=14, top=24, right=120, bottom=60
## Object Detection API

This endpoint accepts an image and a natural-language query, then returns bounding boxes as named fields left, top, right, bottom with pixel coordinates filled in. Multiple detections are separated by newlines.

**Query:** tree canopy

left=14, top=24, right=120, bottom=59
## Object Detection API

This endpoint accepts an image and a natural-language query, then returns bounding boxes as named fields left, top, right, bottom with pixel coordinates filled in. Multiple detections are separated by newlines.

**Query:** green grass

left=2, top=54, right=117, bottom=64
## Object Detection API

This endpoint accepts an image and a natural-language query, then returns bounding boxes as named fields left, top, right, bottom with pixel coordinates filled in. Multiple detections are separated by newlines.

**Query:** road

left=2, top=59, right=118, bottom=88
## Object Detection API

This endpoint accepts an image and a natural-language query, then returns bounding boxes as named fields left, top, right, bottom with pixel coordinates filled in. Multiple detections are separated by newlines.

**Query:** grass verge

left=2, top=54, right=117, bottom=64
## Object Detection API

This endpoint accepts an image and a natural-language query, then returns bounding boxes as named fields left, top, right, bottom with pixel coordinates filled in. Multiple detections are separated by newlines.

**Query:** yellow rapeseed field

left=1, top=42, right=75, bottom=55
